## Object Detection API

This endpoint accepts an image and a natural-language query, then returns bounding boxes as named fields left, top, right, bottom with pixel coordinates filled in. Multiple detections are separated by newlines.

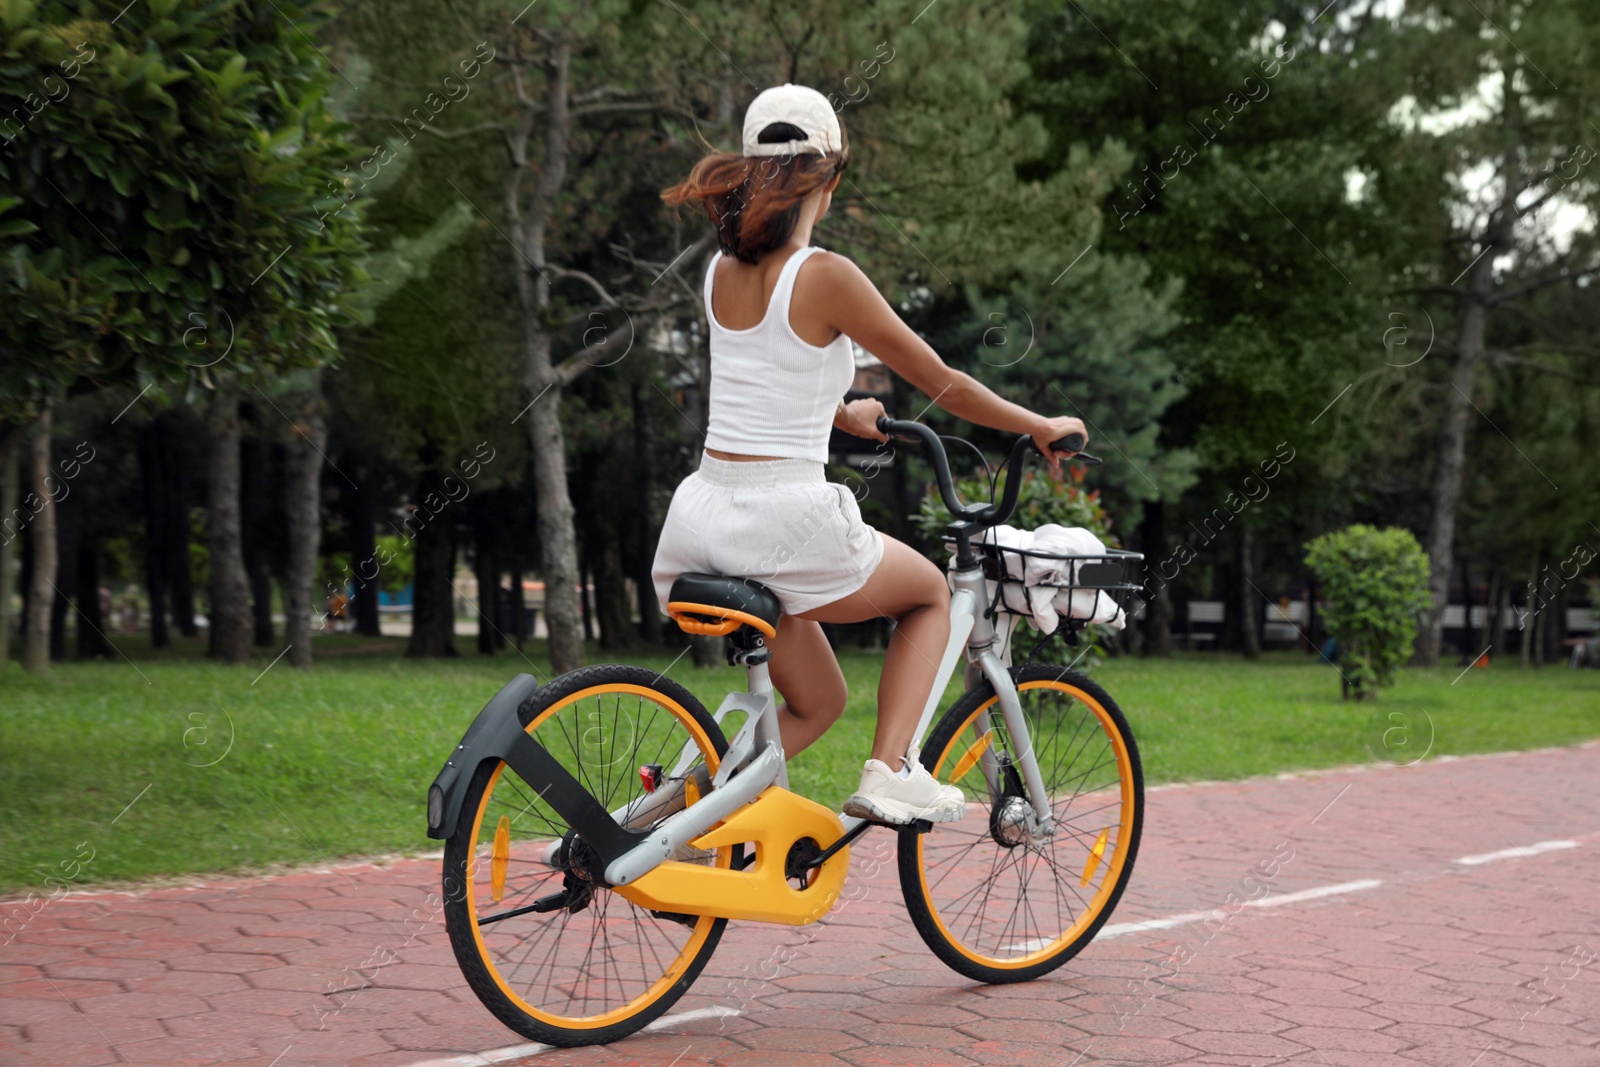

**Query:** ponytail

left=662, top=125, right=848, bottom=263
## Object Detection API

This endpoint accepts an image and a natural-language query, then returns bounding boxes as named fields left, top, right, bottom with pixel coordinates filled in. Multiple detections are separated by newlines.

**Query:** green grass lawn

left=1, top=633, right=1595, bottom=894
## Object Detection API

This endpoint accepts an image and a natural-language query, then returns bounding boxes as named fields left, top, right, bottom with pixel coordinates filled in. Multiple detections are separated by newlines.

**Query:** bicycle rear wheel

left=442, top=664, right=732, bottom=1047
left=899, top=663, right=1142, bottom=983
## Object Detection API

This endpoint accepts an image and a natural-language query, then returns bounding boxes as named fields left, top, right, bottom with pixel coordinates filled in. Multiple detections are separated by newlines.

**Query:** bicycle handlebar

left=874, top=416, right=1103, bottom=529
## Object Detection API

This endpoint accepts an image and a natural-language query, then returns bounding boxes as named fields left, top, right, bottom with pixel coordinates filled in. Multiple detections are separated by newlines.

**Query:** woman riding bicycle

left=651, top=83, right=1089, bottom=826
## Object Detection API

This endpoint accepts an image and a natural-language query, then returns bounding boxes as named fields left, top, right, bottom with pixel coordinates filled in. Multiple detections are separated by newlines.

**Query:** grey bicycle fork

left=950, top=565, right=1055, bottom=832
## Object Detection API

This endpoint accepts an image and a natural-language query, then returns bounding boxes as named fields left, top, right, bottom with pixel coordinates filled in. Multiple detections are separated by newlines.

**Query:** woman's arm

left=810, top=252, right=1088, bottom=468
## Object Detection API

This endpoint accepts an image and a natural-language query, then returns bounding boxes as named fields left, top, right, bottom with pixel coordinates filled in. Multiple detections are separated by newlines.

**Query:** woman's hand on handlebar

left=1032, top=416, right=1089, bottom=474
left=838, top=398, right=890, bottom=442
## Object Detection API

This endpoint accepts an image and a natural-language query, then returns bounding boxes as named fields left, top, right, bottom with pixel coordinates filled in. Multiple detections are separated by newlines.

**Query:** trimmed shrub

left=1305, top=525, right=1431, bottom=700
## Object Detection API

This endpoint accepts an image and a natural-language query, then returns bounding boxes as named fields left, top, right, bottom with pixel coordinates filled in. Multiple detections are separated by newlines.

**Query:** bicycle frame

left=602, top=559, right=1051, bottom=886
left=423, top=566, right=1051, bottom=925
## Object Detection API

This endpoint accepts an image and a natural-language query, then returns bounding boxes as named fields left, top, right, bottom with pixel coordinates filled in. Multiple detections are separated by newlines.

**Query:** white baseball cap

left=741, top=83, right=845, bottom=158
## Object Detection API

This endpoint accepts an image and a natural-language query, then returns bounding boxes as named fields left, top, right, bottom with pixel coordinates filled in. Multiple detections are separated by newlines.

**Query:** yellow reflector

left=685, top=776, right=700, bottom=806
left=947, top=732, right=994, bottom=784
left=491, top=816, right=510, bottom=902
left=1080, top=827, right=1110, bottom=887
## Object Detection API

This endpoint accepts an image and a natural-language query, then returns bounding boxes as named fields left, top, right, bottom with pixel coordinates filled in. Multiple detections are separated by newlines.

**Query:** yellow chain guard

left=612, top=786, right=850, bottom=925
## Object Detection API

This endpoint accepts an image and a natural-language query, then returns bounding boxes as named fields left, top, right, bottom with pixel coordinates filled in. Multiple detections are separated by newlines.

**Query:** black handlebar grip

left=1048, top=431, right=1103, bottom=465
left=1050, top=432, right=1086, bottom=454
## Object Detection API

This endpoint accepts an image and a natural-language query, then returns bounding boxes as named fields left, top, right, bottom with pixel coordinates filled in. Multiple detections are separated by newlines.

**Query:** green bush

left=912, top=466, right=1117, bottom=547
left=1304, top=525, right=1431, bottom=700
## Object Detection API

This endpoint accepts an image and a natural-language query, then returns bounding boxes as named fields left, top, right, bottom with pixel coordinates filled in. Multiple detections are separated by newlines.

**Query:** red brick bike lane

left=4, top=742, right=1599, bottom=1067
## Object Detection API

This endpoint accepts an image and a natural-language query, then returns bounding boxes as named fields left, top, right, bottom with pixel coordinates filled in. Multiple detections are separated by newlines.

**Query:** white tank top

left=701, top=246, right=855, bottom=463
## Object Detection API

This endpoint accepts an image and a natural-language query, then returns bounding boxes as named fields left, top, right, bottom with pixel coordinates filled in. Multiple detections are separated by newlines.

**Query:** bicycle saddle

left=666, top=573, right=781, bottom=638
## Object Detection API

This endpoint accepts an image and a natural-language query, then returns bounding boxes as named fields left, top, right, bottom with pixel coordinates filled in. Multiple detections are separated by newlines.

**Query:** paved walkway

left=4, top=743, right=1599, bottom=1067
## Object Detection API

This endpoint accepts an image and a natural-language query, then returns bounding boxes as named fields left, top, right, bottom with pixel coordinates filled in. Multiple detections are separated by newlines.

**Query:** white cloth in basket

left=959, top=523, right=1126, bottom=635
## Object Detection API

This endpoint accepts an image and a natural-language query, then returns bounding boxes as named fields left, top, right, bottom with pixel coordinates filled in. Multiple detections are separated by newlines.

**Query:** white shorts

left=651, top=453, right=886, bottom=618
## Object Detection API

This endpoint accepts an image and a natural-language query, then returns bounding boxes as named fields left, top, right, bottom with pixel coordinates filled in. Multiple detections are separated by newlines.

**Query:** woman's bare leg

left=797, top=534, right=951, bottom=769
left=767, top=614, right=848, bottom=759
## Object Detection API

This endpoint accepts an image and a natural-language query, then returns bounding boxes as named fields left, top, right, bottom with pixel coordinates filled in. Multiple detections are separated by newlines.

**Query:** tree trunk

left=474, top=501, right=496, bottom=656
left=1420, top=325, right=1482, bottom=668
left=138, top=424, right=171, bottom=649
left=630, top=383, right=661, bottom=645
left=512, top=40, right=585, bottom=676
left=76, top=538, right=108, bottom=660
left=242, top=415, right=275, bottom=647
left=346, top=476, right=381, bottom=637
left=405, top=476, right=458, bottom=659
left=1305, top=574, right=1317, bottom=653
left=1489, top=571, right=1509, bottom=659
left=167, top=426, right=198, bottom=638
left=1140, top=502, right=1172, bottom=657
left=594, top=538, right=633, bottom=651
left=1463, top=558, right=1481, bottom=660
left=49, top=493, right=78, bottom=662
left=0, top=446, right=16, bottom=664
left=1546, top=585, right=1566, bottom=665
left=579, top=547, right=595, bottom=643
left=689, top=630, right=726, bottom=668
left=206, top=384, right=252, bottom=664
left=1421, top=163, right=1519, bottom=667
left=18, top=510, right=31, bottom=653
left=1530, top=590, right=1545, bottom=668
left=1519, top=556, right=1536, bottom=667
left=283, top=382, right=326, bottom=669
left=510, top=566, right=527, bottom=650
left=1238, top=525, right=1260, bottom=660
left=1478, top=568, right=1495, bottom=660
left=526, top=393, right=584, bottom=673
left=633, top=549, right=661, bottom=645
left=23, top=411, right=55, bottom=675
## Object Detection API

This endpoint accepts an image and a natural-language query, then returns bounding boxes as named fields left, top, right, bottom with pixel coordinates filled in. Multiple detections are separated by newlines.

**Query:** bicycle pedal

left=859, top=816, right=934, bottom=833
left=648, top=909, right=701, bottom=929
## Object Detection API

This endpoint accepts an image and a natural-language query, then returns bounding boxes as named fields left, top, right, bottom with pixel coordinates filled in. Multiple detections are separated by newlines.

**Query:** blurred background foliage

left=1, top=0, right=1596, bottom=676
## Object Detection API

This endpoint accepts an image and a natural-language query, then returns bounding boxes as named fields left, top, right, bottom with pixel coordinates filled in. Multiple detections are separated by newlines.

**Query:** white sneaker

left=842, top=749, right=966, bottom=824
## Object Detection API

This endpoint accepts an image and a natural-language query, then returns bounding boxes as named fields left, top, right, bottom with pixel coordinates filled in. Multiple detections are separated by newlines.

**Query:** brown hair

left=662, top=120, right=850, bottom=264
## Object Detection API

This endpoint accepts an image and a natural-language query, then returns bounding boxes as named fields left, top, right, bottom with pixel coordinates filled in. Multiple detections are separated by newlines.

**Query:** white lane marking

left=1250, top=879, right=1384, bottom=908
left=647, top=1006, right=740, bottom=1028
left=401, top=1043, right=545, bottom=1067
left=1083, top=879, right=1384, bottom=944
left=397, top=1007, right=739, bottom=1067
left=1454, top=840, right=1578, bottom=866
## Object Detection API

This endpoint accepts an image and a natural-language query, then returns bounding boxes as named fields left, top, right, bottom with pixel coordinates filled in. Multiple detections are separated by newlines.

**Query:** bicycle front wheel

left=442, top=664, right=732, bottom=1047
left=899, top=663, right=1143, bottom=983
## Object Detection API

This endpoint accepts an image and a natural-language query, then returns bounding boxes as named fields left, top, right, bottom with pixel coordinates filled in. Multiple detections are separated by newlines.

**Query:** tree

left=1016, top=0, right=1428, bottom=656
left=2, top=0, right=370, bottom=664
left=1371, top=0, right=1600, bottom=662
left=421, top=6, right=710, bottom=674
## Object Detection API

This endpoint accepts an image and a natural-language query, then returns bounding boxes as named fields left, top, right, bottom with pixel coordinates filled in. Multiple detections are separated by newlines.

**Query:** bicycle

left=425, top=418, right=1146, bottom=1047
